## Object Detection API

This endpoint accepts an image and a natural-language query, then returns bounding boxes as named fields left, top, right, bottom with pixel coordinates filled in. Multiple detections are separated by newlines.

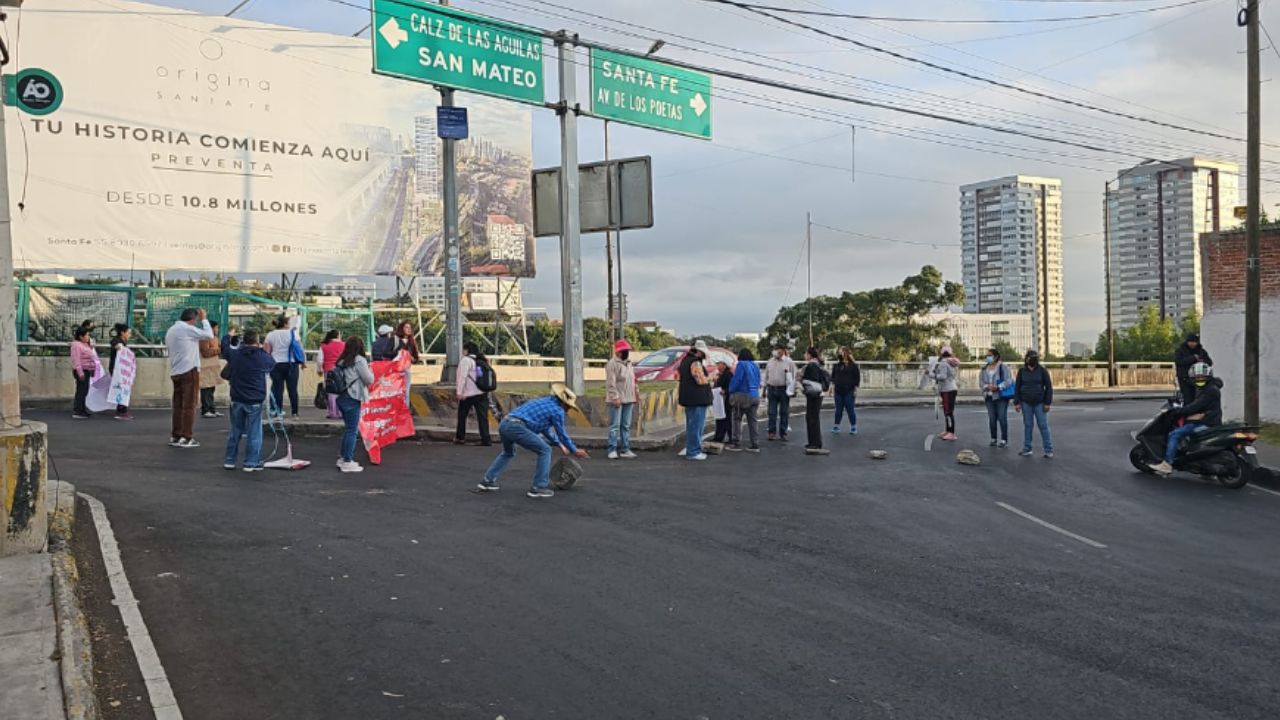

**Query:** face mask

left=619, top=350, right=630, bottom=361
left=984, top=355, right=994, bottom=364
left=1026, top=358, right=1039, bottom=367
left=1195, top=378, right=1208, bottom=387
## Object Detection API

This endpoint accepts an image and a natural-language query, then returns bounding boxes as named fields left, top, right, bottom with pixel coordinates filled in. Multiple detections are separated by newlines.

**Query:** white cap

left=377, top=324, right=393, bottom=336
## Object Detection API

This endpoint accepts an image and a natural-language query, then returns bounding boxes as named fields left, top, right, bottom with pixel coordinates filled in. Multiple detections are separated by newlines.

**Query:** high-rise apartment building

left=960, top=176, right=1065, bottom=356
left=1106, top=158, right=1238, bottom=328
left=414, top=114, right=440, bottom=198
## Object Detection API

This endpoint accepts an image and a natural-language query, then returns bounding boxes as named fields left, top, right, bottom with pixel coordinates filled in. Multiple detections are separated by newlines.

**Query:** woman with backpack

left=800, top=347, right=831, bottom=455
left=317, top=330, right=345, bottom=420
left=980, top=348, right=1014, bottom=448
left=333, top=336, right=375, bottom=473
left=455, top=341, right=492, bottom=446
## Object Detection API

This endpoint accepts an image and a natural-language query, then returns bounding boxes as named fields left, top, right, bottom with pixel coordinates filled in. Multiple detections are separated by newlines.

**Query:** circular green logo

left=15, top=68, right=62, bottom=116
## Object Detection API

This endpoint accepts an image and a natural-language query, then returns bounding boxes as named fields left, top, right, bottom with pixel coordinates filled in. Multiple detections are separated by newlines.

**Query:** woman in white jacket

left=930, top=345, right=960, bottom=441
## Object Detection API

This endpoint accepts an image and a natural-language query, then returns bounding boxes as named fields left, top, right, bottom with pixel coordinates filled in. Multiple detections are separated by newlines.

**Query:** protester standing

left=317, top=330, right=345, bottom=420
left=980, top=348, right=1014, bottom=448
left=393, top=321, right=420, bottom=407
left=930, top=346, right=960, bottom=441
left=199, top=320, right=224, bottom=419
left=264, top=316, right=302, bottom=419
left=456, top=341, right=491, bottom=446
left=605, top=339, right=640, bottom=459
left=727, top=348, right=762, bottom=452
left=711, top=360, right=733, bottom=444
left=763, top=343, right=796, bottom=441
left=371, top=324, right=395, bottom=360
left=800, top=347, right=831, bottom=455
left=223, top=330, right=277, bottom=472
left=70, top=326, right=96, bottom=419
left=1174, top=333, right=1213, bottom=403
left=219, top=325, right=240, bottom=360
left=478, top=383, right=589, bottom=499
left=165, top=308, right=215, bottom=448
left=830, top=347, right=860, bottom=435
left=678, top=340, right=714, bottom=460
left=334, top=336, right=375, bottom=473
left=1014, top=350, right=1054, bottom=459
left=108, top=323, right=133, bottom=420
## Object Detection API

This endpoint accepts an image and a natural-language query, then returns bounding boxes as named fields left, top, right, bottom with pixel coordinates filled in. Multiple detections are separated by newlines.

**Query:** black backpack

left=475, top=361, right=497, bottom=393
left=325, top=363, right=355, bottom=396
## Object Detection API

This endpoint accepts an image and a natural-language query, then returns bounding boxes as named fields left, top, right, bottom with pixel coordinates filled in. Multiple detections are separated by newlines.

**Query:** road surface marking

left=924, top=434, right=934, bottom=452
left=1248, top=483, right=1280, bottom=498
left=1099, top=419, right=1152, bottom=424
left=995, top=501, right=1108, bottom=549
left=81, top=493, right=184, bottom=720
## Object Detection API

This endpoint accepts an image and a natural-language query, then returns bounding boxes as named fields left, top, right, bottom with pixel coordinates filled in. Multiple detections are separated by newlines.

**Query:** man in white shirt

left=762, top=343, right=797, bottom=441
left=455, top=341, right=490, bottom=445
left=165, top=307, right=215, bottom=448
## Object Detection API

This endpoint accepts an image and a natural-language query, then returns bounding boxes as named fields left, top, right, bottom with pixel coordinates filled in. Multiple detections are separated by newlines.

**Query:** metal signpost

left=589, top=48, right=712, bottom=140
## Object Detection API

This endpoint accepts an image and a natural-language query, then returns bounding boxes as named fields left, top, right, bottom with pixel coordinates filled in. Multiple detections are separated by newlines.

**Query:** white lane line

left=81, top=493, right=185, bottom=720
left=1099, top=419, right=1152, bottom=424
left=1248, top=483, right=1280, bottom=498
left=995, top=501, right=1108, bottom=549
left=924, top=434, right=934, bottom=452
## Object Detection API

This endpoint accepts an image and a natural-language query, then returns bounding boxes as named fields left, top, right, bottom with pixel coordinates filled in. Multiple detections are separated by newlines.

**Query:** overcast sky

left=148, top=0, right=1278, bottom=343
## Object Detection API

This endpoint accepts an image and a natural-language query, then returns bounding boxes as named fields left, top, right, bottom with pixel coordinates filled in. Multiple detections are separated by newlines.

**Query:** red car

left=633, top=345, right=738, bottom=383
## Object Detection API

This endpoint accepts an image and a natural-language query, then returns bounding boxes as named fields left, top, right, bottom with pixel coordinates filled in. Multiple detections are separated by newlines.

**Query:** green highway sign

left=370, top=0, right=543, bottom=105
left=589, top=49, right=712, bottom=139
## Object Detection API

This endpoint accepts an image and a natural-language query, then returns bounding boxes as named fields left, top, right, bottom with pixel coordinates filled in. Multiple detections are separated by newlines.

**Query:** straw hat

left=550, top=382, right=579, bottom=410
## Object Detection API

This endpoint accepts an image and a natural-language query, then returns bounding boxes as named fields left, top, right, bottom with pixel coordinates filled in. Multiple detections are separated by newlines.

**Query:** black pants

left=941, top=390, right=957, bottom=434
left=713, top=417, right=732, bottom=442
left=1178, top=378, right=1198, bottom=404
left=457, top=394, right=491, bottom=443
left=270, top=362, right=300, bottom=415
left=200, top=387, right=217, bottom=415
left=805, top=393, right=823, bottom=449
left=72, top=369, right=93, bottom=415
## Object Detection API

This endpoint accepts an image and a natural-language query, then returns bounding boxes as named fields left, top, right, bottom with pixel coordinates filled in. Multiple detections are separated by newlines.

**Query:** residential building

left=1069, top=341, right=1093, bottom=358
left=960, top=175, right=1065, bottom=356
left=415, top=276, right=523, bottom=313
left=924, top=312, right=1035, bottom=356
left=319, top=277, right=377, bottom=303
left=1107, top=157, right=1239, bottom=329
left=414, top=114, right=440, bottom=198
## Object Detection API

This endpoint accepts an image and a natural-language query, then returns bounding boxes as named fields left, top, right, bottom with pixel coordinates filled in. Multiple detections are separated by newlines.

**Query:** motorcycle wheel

left=1216, top=455, right=1249, bottom=490
left=1129, top=444, right=1157, bottom=474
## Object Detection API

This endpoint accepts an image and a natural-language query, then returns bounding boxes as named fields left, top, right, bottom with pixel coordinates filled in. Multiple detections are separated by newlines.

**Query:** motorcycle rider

left=1149, top=362, right=1222, bottom=476
left=1174, top=333, right=1213, bottom=403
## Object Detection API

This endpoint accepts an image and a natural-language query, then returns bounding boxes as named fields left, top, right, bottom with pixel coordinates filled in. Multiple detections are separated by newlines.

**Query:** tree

left=947, top=335, right=973, bottom=362
left=1178, top=307, right=1200, bottom=340
left=992, top=340, right=1020, bottom=363
left=759, top=266, right=965, bottom=361
left=1094, top=305, right=1183, bottom=362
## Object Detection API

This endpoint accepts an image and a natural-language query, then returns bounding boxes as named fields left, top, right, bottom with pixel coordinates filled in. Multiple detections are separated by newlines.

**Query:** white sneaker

left=339, top=460, right=364, bottom=473
left=608, top=451, right=619, bottom=460
left=689, top=453, right=708, bottom=461
left=677, top=448, right=687, bottom=457
left=336, top=457, right=344, bottom=468
left=1149, top=461, right=1173, bottom=475
left=619, top=451, right=638, bottom=459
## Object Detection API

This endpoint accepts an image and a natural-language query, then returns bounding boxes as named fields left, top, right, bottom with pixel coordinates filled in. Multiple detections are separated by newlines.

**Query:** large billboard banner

left=5, top=0, right=536, bottom=277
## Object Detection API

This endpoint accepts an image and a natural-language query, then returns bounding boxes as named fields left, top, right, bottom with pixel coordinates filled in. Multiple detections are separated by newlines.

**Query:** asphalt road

left=38, top=401, right=1280, bottom=720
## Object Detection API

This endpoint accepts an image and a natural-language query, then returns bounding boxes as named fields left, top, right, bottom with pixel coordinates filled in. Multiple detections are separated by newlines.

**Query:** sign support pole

left=557, top=34, right=584, bottom=395
left=440, top=85, right=462, bottom=384
left=1244, top=1, right=1261, bottom=425
left=0, top=63, right=19, bottom=424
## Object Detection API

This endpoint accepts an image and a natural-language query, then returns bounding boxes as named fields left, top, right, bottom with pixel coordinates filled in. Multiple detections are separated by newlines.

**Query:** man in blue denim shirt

left=479, top=383, right=590, bottom=499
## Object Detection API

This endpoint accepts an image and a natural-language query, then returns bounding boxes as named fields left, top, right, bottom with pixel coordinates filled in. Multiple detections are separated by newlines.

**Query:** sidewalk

left=0, top=553, right=63, bottom=720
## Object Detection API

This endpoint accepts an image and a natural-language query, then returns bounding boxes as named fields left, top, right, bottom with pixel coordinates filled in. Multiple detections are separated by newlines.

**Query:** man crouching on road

left=478, top=382, right=590, bottom=499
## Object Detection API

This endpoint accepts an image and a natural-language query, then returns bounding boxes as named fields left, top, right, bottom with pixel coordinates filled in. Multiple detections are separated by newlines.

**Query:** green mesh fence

left=21, top=284, right=133, bottom=343
left=141, top=290, right=226, bottom=342
left=304, top=309, right=373, bottom=349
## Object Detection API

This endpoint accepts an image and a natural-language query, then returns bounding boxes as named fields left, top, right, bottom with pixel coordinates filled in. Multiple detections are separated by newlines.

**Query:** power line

left=1262, top=20, right=1280, bottom=65
left=701, top=0, right=1271, bottom=147
left=724, top=0, right=1213, bottom=24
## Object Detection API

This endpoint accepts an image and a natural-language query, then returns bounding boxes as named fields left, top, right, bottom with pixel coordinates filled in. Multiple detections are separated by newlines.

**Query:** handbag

left=998, top=364, right=1016, bottom=399
left=313, top=381, right=327, bottom=409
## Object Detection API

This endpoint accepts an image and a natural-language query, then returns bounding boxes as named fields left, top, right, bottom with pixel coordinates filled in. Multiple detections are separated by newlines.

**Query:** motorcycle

left=1128, top=397, right=1260, bottom=489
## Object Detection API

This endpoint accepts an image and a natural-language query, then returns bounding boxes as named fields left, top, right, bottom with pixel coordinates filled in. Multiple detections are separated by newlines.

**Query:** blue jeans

left=833, top=390, right=857, bottom=430
left=608, top=402, right=635, bottom=453
left=1165, top=422, right=1204, bottom=463
left=766, top=386, right=790, bottom=436
left=224, top=402, right=264, bottom=467
left=1021, top=402, right=1053, bottom=453
left=985, top=397, right=1009, bottom=442
left=336, top=394, right=362, bottom=462
left=684, top=404, right=708, bottom=457
left=485, top=418, right=553, bottom=489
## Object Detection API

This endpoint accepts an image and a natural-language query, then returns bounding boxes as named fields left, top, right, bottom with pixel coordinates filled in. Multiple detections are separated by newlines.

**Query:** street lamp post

left=1104, top=180, right=1117, bottom=387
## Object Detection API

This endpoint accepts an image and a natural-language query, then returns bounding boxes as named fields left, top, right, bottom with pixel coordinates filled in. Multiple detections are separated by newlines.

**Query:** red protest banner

left=359, top=352, right=416, bottom=464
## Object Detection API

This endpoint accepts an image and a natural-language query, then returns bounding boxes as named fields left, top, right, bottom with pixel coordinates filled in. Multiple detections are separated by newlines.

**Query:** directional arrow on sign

left=379, top=17, right=409, bottom=49
left=689, top=93, right=708, bottom=117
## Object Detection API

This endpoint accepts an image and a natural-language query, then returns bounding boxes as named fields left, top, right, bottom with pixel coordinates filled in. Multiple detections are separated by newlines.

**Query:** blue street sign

left=437, top=106, right=469, bottom=140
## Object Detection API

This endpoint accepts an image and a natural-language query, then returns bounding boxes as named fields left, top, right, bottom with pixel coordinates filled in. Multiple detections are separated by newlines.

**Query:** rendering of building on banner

left=6, top=0, right=536, bottom=278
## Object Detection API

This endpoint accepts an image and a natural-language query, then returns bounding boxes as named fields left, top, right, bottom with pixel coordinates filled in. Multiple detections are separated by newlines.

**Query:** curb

left=47, top=480, right=100, bottom=720
left=281, top=421, right=688, bottom=451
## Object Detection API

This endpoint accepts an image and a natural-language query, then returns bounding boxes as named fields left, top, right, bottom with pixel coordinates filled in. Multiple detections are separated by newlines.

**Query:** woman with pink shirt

left=70, top=326, right=97, bottom=419
left=317, top=330, right=345, bottom=419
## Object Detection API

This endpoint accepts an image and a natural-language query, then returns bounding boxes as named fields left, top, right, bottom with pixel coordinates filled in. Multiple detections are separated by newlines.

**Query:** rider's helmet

left=1190, top=362, right=1212, bottom=386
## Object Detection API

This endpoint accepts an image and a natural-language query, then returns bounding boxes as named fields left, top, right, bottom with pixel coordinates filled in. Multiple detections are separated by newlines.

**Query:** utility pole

left=604, top=119, right=614, bottom=344
left=0, top=41, right=17, bottom=424
left=1244, top=0, right=1261, bottom=426
left=806, top=211, right=813, bottom=349
left=557, top=34, right=584, bottom=394
left=1103, top=181, right=1117, bottom=387
left=437, top=0, right=462, bottom=384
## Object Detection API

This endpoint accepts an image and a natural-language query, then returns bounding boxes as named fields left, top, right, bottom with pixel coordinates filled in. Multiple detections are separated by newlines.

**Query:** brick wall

left=1201, top=227, right=1280, bottom=310
left=1199, top=227, right=1280, bottom=422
